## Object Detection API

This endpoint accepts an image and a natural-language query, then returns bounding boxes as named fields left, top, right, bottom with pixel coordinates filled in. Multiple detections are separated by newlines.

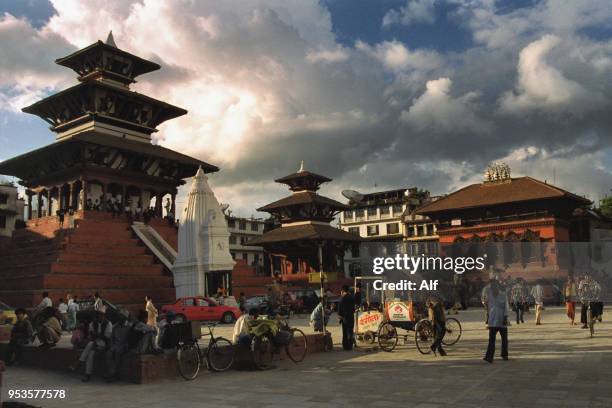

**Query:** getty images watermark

left=370, top=254, right=487, bottom=291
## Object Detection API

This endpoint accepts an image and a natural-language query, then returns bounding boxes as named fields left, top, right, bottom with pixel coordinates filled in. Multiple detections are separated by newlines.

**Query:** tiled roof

left=417, top=177, right=591, bottom=214
left=257, top=191, right=348, bottom=212
left=246, top=223, right=361, bottom=245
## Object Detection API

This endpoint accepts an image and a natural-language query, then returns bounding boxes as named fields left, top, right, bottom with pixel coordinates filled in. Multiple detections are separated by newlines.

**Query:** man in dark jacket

left=5, top=308, right=34, bottom=365
left=338, top=286, right=355, bottom=350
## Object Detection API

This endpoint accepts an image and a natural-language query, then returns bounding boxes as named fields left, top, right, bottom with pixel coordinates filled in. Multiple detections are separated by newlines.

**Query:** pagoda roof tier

left=22, top=81, right=187, bottom=135
left=417, top=177, right=591, bottom=215
left=275, top=170, right=332, bottom=192
left=0, top=132, right=218, bottom=186
left=257, top=191, right=348, bottom=213
left=246, top=223, right=361, bottom=246
left=55, top=40, right=160, bottom=85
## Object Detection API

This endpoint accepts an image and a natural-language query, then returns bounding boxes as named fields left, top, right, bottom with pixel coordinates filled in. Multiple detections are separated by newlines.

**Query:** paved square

left=3, top=306, right=611, bottom=407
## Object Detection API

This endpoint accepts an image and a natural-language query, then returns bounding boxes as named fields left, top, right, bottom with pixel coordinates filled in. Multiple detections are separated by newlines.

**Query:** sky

left=0, top=0, right=611, bottom=217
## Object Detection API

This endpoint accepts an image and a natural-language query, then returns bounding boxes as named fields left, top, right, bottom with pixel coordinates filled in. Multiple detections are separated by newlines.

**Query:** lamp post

left=318, top=241, right=326, bottom=339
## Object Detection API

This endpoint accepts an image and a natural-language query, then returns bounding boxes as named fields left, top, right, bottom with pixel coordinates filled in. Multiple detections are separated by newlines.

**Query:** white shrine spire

left=172, top=167, right=234, bottom=297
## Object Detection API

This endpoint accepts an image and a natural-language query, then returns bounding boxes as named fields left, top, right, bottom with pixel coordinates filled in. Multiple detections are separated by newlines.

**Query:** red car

left=161, top=297, right=241, bottom=324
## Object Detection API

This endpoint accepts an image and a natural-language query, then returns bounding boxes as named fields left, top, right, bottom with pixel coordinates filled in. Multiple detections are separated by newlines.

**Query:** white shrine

left=172, top=167, right=235, bottom=298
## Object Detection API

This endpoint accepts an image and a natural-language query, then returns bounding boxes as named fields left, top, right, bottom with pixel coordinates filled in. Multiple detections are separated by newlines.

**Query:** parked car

left=75, top=298, right=126, bottom=325
left=213, top=295, right=239, bottom=308
left=0, top=300, right=17, bottom=325
left=244, top=295, right=268, bottom=314
left=286, top=288, right=318, bottom=312
left=161, top=297, right=241, bottom=324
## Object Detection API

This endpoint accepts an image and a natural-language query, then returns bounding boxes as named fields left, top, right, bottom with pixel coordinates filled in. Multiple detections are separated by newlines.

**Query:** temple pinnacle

left=106, top=30, right=117, bottom=47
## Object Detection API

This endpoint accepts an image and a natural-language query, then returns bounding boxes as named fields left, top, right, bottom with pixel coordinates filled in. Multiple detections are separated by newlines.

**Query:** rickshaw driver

left=427, top=296, right=447, bottom=356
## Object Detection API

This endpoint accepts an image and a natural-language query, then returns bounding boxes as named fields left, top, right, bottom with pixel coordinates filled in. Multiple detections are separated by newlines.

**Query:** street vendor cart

left=353, top=276, right=462, bottom=353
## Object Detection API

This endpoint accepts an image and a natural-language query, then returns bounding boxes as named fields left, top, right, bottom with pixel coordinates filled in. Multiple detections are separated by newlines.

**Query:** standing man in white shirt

left=66, top=295, right=80, bottom=331
left=58, top=298, right=69, bottom=330
left=531, top=281, right=544, bottom=325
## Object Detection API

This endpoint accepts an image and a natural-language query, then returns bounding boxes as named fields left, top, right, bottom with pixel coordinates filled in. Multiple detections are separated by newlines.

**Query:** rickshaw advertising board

left=356, top=310, right=383, bottom=333
left=386, top=301, right=413, bottom=322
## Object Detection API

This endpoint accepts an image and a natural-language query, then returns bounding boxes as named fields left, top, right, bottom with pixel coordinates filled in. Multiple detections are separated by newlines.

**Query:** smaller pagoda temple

left=247, top=162, right=360, bottom=290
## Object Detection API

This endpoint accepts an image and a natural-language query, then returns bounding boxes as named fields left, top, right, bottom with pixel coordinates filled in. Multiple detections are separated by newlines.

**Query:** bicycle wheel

left=207, top=337, right=235, bottom=372
left=588, top=308, right=594, bottom=338
left=442, top=317, right=462, bottom=346
left=377, top=322, right=398, bottom=352
left=251, top=334, right=273, bottom=369
left=177, top=343, right=201, bottom=380
left=286, top=328, right=307, bottom=363
left=414, top=319, right=434, bottom=355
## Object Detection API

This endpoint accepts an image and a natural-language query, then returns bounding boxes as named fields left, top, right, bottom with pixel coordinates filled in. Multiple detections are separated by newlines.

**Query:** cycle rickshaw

left=354, top=276, right=462, bottom=353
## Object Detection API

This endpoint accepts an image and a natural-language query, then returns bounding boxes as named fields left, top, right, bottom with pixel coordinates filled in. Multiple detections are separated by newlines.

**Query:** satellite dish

left=219, top=203, right=230, bottom=212
left=341, top=189, right=364, bottom=203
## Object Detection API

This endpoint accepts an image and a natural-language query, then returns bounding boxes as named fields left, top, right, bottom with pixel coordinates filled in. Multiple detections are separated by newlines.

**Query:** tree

left=599, top=196, right=612, bottom=218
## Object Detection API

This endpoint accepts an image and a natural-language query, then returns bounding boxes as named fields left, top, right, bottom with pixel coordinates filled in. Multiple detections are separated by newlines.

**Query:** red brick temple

left=417, top=163, right=591, bottom=283
left=0, top=33, right=217, bottom=309
left=247, top=163, right=360, bottom=292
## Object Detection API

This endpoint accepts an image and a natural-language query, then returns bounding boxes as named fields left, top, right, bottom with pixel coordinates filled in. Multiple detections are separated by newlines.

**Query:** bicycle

left=376, top=316, right=461, bottom=354
left=413, top=317, right=462, bottom=355
left=250, top=318, right=307, bottom=369
left=177, top=322, right=235, bottom=380
left=587, top=303, right=596, bottom=338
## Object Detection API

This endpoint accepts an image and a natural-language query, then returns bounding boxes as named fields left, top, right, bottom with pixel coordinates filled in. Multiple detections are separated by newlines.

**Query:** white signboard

left=356, top=311, right=383, bottom=333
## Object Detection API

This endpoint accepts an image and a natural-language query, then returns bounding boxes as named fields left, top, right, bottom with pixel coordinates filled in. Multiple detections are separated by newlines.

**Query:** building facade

left=339, top=187, right=438, bottom=276
left=0, top=182, right=25, bottom=237
left=227, top=216, right=268, bottom=274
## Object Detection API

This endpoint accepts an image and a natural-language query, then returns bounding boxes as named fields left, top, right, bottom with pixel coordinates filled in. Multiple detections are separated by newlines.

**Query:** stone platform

left=0, top=332, right=331, bottom=384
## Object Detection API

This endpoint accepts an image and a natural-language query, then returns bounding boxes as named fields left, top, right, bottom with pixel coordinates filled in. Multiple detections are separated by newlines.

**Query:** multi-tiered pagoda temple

left=248, top=163, right=360, bottom=290
left=0, top=32, right=217, bottom=217
left=0, top=33, right=217, bottom=309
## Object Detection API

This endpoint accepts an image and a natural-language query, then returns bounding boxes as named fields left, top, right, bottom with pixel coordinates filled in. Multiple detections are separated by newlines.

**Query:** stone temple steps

left=0, top=211, right=177, bottom=309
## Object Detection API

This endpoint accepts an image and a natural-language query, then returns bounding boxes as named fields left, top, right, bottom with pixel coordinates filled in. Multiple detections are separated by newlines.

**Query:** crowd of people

left=53, top=196, right=177, bottom=227
left=5, top=274, right=606, bottom=380
left=302, top=273, right=605, bottom=364
left=4, top=291, right=177, bottom=382
left=479, top=274, right=605, bottom=363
